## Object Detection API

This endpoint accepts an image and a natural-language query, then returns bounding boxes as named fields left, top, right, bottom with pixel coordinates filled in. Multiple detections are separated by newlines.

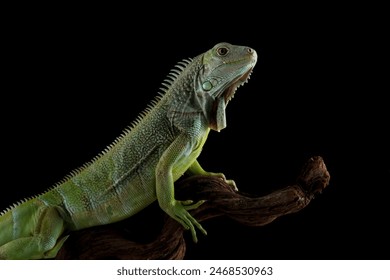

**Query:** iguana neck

left=164, top=55, right=219, bottom=131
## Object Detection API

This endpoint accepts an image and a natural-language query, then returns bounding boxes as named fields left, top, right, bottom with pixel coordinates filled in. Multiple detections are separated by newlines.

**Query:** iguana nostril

left=247, top=48, right=253, bottom=54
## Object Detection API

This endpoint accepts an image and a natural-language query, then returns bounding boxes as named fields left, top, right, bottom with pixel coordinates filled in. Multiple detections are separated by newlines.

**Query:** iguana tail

left=0, top=201, right=68, bottom=259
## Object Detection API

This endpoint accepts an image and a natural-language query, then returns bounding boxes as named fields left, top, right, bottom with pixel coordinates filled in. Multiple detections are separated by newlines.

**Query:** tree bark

left=56, top=156, right=330, bottom=259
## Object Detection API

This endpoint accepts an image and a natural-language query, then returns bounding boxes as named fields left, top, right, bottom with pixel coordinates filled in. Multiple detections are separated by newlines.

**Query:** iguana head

left=199, top=42, right=257, bottom=131
left=166, top=42, right=257, bottom=132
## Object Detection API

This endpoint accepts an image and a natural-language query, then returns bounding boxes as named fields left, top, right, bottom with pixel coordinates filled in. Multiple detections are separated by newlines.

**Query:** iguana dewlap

left=0, top=42, right=257, bottom=259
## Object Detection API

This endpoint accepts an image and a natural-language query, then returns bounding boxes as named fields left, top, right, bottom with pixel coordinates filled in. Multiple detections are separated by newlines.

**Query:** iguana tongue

left=210, top=97, right=226, bottom=132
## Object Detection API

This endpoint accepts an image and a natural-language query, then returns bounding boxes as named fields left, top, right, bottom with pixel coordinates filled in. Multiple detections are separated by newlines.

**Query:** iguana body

left=0, top=42, right=257, bottom=259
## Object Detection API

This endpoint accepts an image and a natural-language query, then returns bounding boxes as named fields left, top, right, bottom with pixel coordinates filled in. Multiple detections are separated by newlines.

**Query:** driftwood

left=55, top=156, right=330, bottom=259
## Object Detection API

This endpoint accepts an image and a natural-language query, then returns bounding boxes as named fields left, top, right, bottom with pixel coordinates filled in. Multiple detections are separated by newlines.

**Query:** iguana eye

left=216, top=47, right=229, bottom=56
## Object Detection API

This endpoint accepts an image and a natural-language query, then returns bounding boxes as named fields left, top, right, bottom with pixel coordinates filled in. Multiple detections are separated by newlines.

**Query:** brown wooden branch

left=55, top=156, right=330, bottom=259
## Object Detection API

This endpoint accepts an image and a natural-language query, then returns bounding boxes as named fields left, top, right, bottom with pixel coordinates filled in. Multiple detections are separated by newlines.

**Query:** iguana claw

left=209, top=173, right=239, bottom=191
left=165, top=199, right=207, bottom=243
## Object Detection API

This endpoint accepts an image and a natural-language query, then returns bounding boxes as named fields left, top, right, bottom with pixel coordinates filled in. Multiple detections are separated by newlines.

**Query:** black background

left=1, top=5, right=388, bottom=259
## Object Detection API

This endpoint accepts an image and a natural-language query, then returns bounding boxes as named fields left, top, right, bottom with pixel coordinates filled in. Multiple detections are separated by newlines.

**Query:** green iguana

left=0, top=42, right=257, bottom=259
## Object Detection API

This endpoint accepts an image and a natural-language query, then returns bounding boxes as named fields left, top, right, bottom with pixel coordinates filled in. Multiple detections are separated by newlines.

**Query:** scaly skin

left=0, top=42, right=257, bottom=259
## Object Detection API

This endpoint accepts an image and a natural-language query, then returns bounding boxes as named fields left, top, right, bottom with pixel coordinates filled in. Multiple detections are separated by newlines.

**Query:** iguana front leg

left=156, top=134, right=207, bottom=243
left=186, top=160, right=238, bottom=191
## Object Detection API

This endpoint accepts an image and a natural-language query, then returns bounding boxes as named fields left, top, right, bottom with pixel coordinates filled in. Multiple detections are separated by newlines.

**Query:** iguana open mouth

left=222, top=67, right=254, bottom=105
